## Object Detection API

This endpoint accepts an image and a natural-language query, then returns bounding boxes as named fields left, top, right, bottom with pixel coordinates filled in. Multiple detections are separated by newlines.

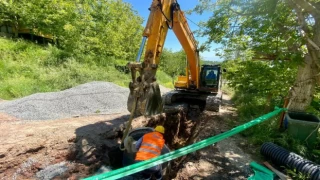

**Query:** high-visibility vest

left=135, top=132, right=165, bottom=161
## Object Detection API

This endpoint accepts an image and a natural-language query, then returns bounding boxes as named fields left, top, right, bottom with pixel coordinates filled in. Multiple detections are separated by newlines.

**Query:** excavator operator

left=135, top=125, right=166, bottom=180
left=206, top=70, right=217, bottom=80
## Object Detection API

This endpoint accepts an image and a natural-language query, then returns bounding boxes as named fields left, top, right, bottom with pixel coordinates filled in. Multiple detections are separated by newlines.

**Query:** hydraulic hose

left=120, top=97, right=138, bottom=151
left=135, top=37, right=147, bottom=62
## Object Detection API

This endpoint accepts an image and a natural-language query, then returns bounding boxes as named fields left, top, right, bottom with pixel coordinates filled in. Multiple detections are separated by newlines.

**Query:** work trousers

left=135, top=161, right=162, bottom=180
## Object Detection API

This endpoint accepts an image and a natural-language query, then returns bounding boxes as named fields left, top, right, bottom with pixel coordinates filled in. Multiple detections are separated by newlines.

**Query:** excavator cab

left=200, top=65, right=222, bottom=93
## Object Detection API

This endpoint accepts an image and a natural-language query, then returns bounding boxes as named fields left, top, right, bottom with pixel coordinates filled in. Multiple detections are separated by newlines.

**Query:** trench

left=106, top=111, right=209, bottom=179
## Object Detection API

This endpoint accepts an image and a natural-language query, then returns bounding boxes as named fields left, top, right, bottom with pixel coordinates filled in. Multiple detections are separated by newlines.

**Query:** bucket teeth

left=127, top=82, right=162, bottom=116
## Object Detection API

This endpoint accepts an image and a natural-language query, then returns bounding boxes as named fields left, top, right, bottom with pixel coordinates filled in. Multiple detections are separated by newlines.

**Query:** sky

left=123, top=0, right=222, bottom=61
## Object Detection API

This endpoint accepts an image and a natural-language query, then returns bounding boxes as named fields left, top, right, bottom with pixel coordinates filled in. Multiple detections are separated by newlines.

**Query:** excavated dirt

left=173, top=96, right=259, bottom=180
left=142, top=96, right=259, bottom=180
left=0, top=82, right=259, bottom=179
left=146, top=112, right=200, bottom=150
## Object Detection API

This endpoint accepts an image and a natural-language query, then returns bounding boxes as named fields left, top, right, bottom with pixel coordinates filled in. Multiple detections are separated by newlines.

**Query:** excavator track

left=162, top=90, right=222, bottom=114
left=205, top=92, right=222, bottom=112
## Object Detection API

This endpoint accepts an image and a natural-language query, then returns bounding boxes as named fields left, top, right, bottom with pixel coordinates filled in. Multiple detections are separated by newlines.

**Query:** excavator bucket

left=145, top=82, right=163, bottom=115
left=127, top=82, right=163, bottom=116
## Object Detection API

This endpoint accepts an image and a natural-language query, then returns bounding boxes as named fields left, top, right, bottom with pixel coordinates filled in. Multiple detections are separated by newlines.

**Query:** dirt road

left=0, top=113, right=134, bottom=179
left=0, top=94, right=259, bottom=179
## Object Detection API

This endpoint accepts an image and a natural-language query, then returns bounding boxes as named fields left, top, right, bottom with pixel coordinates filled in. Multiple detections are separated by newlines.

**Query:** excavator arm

left=171, top=4, right=200, bottom=89
left=127, top=0, right=200, bottom=116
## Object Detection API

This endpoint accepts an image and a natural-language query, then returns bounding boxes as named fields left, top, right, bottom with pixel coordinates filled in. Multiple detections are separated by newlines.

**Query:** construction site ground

left=0, top=82, right=260, bottom=179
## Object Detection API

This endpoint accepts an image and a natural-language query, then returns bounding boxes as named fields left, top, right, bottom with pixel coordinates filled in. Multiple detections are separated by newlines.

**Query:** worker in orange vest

left=135, top=125, right=165, bottom=180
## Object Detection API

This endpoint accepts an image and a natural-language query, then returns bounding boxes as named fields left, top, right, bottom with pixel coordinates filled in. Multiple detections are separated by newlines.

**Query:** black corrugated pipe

left=260, top=142, right=320, bottom=180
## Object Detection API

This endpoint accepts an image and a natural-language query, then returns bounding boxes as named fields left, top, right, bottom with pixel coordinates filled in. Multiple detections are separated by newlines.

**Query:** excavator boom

left=140, top=0, right=200, bottom=89
left=172, top=6, right=200, bottom=89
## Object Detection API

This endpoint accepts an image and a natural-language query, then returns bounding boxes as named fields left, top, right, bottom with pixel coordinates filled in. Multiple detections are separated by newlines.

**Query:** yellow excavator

left=116, top=0, right=224, bottom=172
left=127, top=0, right=224, bottom=117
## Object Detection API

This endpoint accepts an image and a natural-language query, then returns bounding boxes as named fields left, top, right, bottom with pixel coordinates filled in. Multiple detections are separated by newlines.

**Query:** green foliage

left=200, top=60, right=220, bottom=66
left=191, top=1, right=320, bottom=173
left=221, top=84, right=234, bottom=97
left=219, top=58, right=320, bottom=164
left=221, top=59, right=320, bottom=165
left=156, top=71, right=174, bottom=89
left=0, top=0, right=166, bottom=99
left=157, top=48, right=221, bottom=88
left=194, top=0, right=304, bottom=62
left=0, top=36, right=176, bottom=99
left=0, top=0, right=143, bottom=60
left=0, top=0, right=180, bottom=97
left=194, top=0, right=319, bottom=165
left=221, top=59, right=296, bottom=121
left=286, top=169, right=310, bottom=180
left=223, top=59, right=297, bottom=98
left=306, top=86, right=320, bottom=118
left=0, top=37, right=131, bottom=99
left=159, top=48, right=186, bottom=78
left=0, top=0, right=178, bottom=98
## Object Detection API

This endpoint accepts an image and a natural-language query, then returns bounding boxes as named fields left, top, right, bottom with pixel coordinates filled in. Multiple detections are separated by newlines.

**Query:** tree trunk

left=286, top=0, right=320, bottom=111
left=264, top=93, right=273, bottom=113
left=287, top=57, right=317, bottom=111
left=14, top=16, right=19, bottom=38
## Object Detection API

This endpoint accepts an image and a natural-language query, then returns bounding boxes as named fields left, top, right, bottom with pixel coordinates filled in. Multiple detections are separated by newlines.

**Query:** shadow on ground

left=67, top=114, right=129, bottom=177
left=171, top=95, right=254, bottom=179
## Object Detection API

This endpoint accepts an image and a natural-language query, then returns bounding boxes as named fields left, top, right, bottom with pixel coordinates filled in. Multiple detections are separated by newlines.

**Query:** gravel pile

left=0, top=81, right=130, bottom=120
left=0, top=81, right=172, bottom=121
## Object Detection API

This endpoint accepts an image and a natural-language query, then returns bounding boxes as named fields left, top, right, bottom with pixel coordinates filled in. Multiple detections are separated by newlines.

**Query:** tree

left=0, top=0, right=143, bottom=61
left=159, top=48, right=186, bottom=78
left=284, top=0, right=320, bottom=111
left=0, top=1, right=27, bottom=37
left=194, top=0, right=320, bottom=111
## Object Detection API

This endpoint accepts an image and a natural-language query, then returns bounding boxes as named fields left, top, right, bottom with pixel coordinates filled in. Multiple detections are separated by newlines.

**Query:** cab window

left=205, top=69, right=218, bottom=85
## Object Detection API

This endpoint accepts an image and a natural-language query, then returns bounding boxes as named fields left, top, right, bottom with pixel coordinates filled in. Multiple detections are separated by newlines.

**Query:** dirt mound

left=145, top=112, right=205, bottom=150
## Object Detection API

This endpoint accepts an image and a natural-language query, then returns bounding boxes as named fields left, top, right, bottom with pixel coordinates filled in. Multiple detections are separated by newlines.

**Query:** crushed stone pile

left=0, top=81, right=130, bottom=120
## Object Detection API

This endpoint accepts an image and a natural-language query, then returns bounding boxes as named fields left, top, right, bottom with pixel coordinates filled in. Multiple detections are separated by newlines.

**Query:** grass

left=225, top=87, right=320, bottom=179
left=156, top=70, right=174, bottom=89
left=0, top=37, right=174, bottom=100
left=221, top=83, right=235, bottom=97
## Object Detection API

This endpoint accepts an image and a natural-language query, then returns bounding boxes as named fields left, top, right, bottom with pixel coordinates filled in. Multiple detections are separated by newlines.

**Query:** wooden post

left=279, top=98, right=289, bottom=129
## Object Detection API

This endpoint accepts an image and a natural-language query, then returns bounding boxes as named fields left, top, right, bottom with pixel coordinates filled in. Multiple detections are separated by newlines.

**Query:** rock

left=36, top=162, right=68, bottom=180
